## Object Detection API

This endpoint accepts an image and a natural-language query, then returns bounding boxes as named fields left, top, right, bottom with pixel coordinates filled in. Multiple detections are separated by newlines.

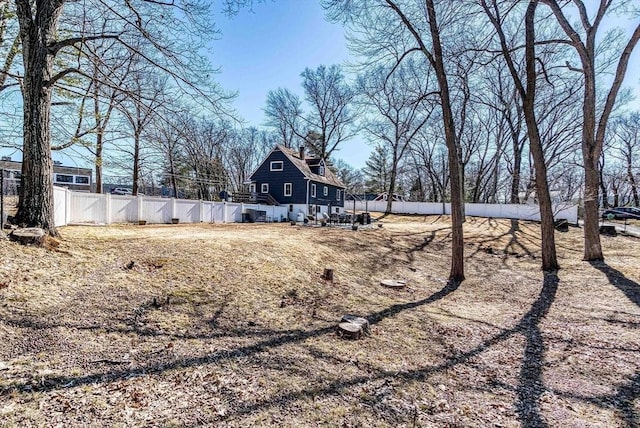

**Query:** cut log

left=380, top=279, right=407, bottom=289
left=322, top=268, right=334, bottom=281
left=9, top=228, right=46, bottom=246
left=337, top=314, right=370, bottom=339
left=337, top=322, right=363, bottom=339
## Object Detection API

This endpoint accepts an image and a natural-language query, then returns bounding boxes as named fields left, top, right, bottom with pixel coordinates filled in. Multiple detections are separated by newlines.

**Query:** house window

left=270, top=161, right=283, bottom=171
left=311, top=183, right=316, bottom=197
left=336, top=189, right=341, bottom=201
left=289, top=204, right=293, bottom=212
left=261, top=183, right=269, bottom=193
left=323, top=186, right=328, bottom=196
left=249, top=183, right=256, bottom=193
left=316, top=205, right=321, bottom=213
left=335, top=207, right=340, bottom=213
left=75, top=176, right=90, bottom=185
left=284, top=183, right=292, bottom=196
left=55, top=174, right=73, bottom=183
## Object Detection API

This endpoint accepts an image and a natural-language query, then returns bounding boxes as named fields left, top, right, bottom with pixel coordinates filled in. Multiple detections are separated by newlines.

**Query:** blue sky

left=211, top=0, right=371, bottom=168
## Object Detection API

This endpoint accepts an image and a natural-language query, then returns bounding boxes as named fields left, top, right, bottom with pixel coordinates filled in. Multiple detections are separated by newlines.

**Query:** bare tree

left=612, top=112, right=640, bottom=207
left=13, top=0, right=227, bottom=234
left=325, top=0, right=468, bottom=281
left=264, top=88, right=303, bottom=149
left=541, top=0, right=640, bottom=261
left=356, top=59, right=437, bottom=213
left=118, top=69, right=168, bottom=196
left=223, top=127, right=273, bottom=192
left=300, top=65, right=358, bottom=159
left=480, top=0, right=559, bottom=271
left=264, top=64, right=357, bottom=159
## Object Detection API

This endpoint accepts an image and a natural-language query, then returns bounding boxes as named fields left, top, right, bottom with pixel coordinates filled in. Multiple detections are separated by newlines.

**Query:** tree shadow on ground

left=515, top=271, right=558, bottom=428
left=210, top=272, right=559, bottom=424
left=589, top=260, right=640, bottom=308
left=0, top=279, right=462, bottom=396
left=545, top=372, right=640, bottom=428
left=467, top=219, right=537, bottom=260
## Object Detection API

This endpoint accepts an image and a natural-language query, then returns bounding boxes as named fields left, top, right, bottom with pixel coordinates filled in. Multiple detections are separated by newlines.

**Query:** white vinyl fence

left=53, top=187, right=289, bottom=226
left=353, top=200, right=578, bottom=224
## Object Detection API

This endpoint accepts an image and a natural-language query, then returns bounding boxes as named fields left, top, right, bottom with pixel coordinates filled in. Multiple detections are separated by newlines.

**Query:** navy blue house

left=247, top=145, right=346, bottom=220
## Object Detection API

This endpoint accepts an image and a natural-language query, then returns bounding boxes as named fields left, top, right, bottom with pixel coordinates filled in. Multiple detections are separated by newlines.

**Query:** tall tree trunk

left=523, top=1, right=558, bottom=271
left=386, top=148, right=399, bottom=214
left=581, top=61, right=603, bottom=260
left=627, top=156, right=639, bottom=207
left=510, top=140, right=523, bottom=204
left=14, top=0, right=64, bottom=236
left=598, top=159, right=608, bottom=209
left=95, top=132, right=104, bottom=194
left=482, top=0, right=558, bottom=270
left=132, top=131, right=140, bottom=195
left=426, top=0, right=464, bottom=281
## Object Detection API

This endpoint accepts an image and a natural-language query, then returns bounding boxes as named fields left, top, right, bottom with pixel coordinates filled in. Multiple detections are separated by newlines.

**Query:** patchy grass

left=0, top=217, right=638, bottom=427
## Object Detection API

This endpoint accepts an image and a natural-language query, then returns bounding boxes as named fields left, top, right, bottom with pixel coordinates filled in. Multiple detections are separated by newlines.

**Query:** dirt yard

left=0, top=216, right=638, bottom=427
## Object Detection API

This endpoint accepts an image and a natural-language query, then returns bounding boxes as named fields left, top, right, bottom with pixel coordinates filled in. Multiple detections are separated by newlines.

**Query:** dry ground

left=0, top=216, right=638, bottom=427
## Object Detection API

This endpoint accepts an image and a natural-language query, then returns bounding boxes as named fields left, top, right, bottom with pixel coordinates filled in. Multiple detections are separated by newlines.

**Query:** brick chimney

left=299, top=146, right=305, bottom=159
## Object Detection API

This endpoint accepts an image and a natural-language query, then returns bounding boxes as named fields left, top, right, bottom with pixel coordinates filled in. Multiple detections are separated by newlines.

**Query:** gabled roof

left=276, top=145, right=346, bottom=189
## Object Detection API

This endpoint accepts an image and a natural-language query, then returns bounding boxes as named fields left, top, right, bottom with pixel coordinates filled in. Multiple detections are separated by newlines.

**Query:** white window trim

left=270, top=161, right=284, bottom=171
left=323, top=186, right=328, bottom=196
left=311, top=183, right=316, bottom=198
left=284, top=183, right=292, bottom=196
left=336, top=189, right=341, bottom=201
left=249, top=183, right=256, bottom=193
left=261, top=183, right=269, bottom=193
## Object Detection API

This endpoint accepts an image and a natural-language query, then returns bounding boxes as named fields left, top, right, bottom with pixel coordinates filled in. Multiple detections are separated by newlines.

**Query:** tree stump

left=599, top=225, right=617, bottom=236
left=337, top=315, right=370, bottom=339
left=9, top=227, right=46, bottom=246
left=322, top=268, right=334, bottom=281
left=380, top=279, right=407, bottom=289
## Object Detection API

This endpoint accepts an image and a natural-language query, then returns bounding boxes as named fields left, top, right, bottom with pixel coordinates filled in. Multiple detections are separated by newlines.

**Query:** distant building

left=0, top=157, right=93, bottom=193
left=245, top=145, right=346, bottom=220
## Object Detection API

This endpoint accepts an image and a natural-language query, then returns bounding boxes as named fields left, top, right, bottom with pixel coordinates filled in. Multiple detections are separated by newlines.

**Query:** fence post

left=137, top=195, right=143, bottom=222
left=105, top=193, right=111, bottom=225
left=199, top=199, right=204, bottom=223
left=223, top=201, right=227, bottom=223
left=171, top=197, right=176, bottom=221
left=65, top=188, right=71, bottom=225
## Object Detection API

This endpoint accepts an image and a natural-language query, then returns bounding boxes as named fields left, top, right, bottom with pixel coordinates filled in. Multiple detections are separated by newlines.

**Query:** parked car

left=110, top=187, right=132, bottom=195
left=601, top=207, right=640, bottom=220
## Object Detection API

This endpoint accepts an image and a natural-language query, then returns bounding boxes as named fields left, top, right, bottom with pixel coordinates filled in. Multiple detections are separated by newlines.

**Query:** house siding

left=250, top=149, right=308, bottom=204
left=308, top=180, right=345, bottom=208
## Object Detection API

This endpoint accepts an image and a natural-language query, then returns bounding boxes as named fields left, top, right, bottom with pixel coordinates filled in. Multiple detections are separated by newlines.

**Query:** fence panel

left=225, top=202, right=243, bottom=223
left=53, top=186, right=67, bottom=227
left=141, top=198, right=172, bottom=224
left=111, top=195, right=137, bottom=223
left=174, top=200, right=200, bottom=223
left=354, top=200, right=578, bottom=224
left=55, top=189, right=579, bottom=226
left=70, top=192, right=107, bottom=224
